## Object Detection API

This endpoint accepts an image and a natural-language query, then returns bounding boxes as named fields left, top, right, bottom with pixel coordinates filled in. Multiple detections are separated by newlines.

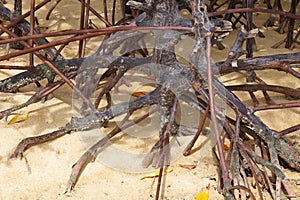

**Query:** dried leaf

left=140, top=168, right=173, bottom=180
left=8, top=113, right=29, bottom=125
left=131, top=92, right=146, bottom=97
left=223, top=139, right=231, bottom=150
left=223, top=143, right=231, bottom=150
left=195, top=184, right=210, bottom=200
left=179, top=164, right=196, bottom=170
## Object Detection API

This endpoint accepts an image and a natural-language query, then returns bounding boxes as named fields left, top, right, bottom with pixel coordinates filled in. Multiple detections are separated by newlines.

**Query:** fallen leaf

left=195, top=184, right=210, bottom=200
left=8, top=113, right=29, bottom=125
left=131, top=92, right=146, bottom=97
left=179, top=164, right=197, bottom=170
left=223, top=139, right=231, bottom=150
left=223, top=143, right=231, bottom=150
left=140, top=168, right=173, bottom=180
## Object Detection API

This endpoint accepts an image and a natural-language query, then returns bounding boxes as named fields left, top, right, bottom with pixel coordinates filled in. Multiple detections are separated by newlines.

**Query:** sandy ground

left=0, top=0, right=300, bottom=199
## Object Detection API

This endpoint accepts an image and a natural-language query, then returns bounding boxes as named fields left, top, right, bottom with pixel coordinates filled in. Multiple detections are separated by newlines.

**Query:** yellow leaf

left=8, top=113, right=29, bottom=125
left=223, top=143, right=231, bottom=150
left=140, top=168, right=173, bottom=180
left=223, top=139, right=231, bottom=150
left=195, top=184, right=210, bottom=200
